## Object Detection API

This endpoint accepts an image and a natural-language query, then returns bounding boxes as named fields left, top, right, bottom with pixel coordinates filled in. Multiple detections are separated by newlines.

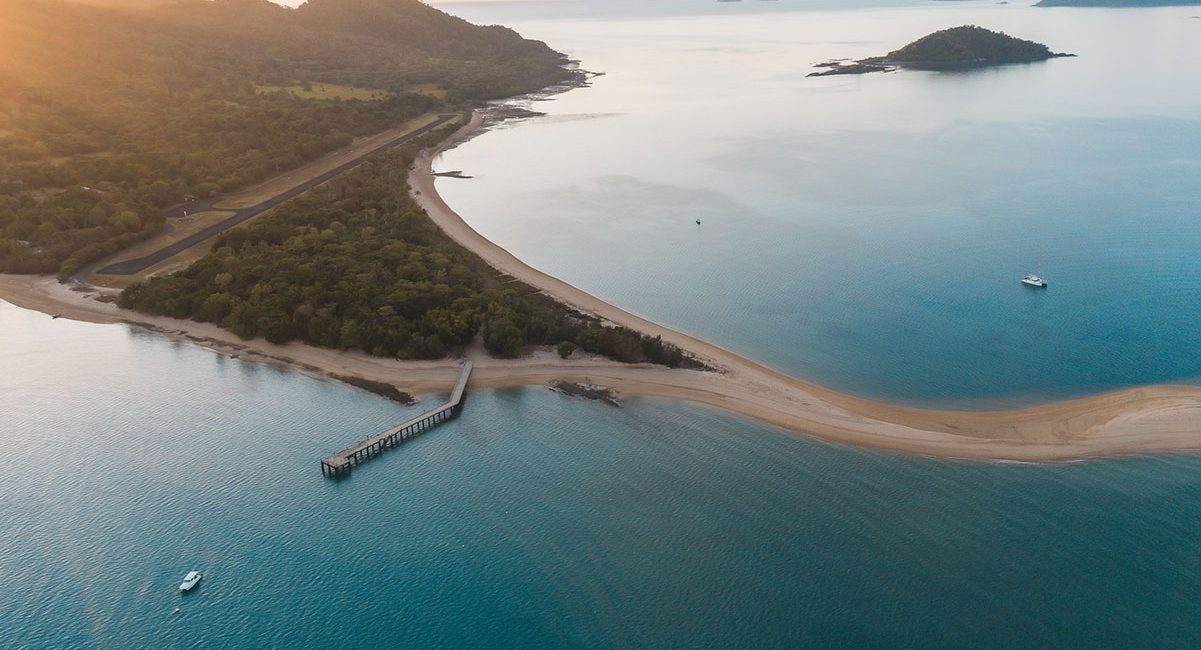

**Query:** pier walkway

left=320, top=361, right=472, bottom=479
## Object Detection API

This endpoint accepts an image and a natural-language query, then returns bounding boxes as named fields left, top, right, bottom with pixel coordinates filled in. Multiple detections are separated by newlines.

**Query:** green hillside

left=0, top=0, right=570, bottom=275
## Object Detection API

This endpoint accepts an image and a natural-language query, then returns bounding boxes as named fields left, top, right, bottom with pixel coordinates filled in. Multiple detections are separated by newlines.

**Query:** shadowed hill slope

left=885, top=25, right=1071, bottom=68
left=0, top=0, right=570, bottom=275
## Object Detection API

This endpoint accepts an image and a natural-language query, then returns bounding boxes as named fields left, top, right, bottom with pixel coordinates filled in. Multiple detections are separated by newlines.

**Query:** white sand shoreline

left=408, top=111, right=1201, bottom=461
left=5, top=112, right=1201, bottom=462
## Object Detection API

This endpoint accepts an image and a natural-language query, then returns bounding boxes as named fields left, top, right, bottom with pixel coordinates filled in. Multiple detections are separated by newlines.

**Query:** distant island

left=1036, top=0, right=1200, bottom=6
left=810, top=25, right=1074, bottom=77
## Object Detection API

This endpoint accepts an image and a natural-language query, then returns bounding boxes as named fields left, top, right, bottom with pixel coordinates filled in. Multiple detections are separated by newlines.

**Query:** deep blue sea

left=4, top=302, right=1201, bottom=648
left=5, top=0, right=1201, bottom=646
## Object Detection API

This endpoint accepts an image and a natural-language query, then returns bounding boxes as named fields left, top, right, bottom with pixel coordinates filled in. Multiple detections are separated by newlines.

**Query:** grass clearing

left=256, top=83, right=388, bottom=101
left=409, top=83, right=448, bottom=100
left=256, top=82, right=448, bottom=101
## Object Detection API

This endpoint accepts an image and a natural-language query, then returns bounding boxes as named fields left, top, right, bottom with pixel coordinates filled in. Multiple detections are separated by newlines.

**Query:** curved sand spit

left=410, top=112, right=1201, bottom=461
left=4, top=112, right=1201, bottom=462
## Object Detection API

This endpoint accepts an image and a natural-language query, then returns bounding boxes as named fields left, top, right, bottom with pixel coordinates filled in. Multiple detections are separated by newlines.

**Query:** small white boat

left=179, top=571, right=202, bottom=592
left=1021, top=274, right=1047, bottom=288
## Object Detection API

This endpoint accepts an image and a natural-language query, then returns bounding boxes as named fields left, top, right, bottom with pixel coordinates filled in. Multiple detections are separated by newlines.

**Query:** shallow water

left=3, top=301, right=1201, bottom=647
left=434, top=0, right=1201, bottom=408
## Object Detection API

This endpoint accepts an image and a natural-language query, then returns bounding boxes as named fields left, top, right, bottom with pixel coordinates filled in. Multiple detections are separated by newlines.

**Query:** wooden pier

left=320, top=361, right=472, bottom=480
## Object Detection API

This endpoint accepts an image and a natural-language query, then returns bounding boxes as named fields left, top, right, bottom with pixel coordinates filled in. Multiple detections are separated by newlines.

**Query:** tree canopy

left=119, top=132, right=701, bottom=368
left=0, top=0, right=570, bottom=275
left=885, top=26, right=1067, bottom=67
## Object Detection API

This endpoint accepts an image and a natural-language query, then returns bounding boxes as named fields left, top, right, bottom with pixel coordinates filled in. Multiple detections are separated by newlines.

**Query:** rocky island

left=810, top=25, right=1074, bottom=77
left=1036, top=0, right=1200, bottom=6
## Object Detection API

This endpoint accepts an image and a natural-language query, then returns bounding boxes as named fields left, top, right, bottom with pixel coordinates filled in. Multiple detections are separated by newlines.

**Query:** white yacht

left=1021, top=274, right=1047, bottom=288
left=179, top=571, right=202, bottom=592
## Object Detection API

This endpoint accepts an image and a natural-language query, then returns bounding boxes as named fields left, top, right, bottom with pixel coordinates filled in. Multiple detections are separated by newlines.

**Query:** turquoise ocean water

left=5, top=0, right=1201, bottom=646
left=3, top=302, right=1201, bottom=647
left=435, top=0, right=1201, bottom=408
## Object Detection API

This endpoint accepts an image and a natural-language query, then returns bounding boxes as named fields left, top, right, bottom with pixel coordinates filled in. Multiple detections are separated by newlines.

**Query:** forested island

left=0, top=0, right=570, bottom=277
left=810, top=26, right=1073, bottom=77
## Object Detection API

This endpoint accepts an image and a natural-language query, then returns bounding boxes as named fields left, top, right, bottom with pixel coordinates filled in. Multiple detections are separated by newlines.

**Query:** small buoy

left=173, top=607, right=181, bottom=614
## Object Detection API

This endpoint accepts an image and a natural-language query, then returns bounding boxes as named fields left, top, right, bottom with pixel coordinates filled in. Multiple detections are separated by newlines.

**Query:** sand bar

left=408, top=112, right=1201, bottom=461
left=4, top=114, right=1201, bottom=462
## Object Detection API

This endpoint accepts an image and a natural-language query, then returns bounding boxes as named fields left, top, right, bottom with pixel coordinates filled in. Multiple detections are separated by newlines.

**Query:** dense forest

left=0, top=0, right=571, bottom=275
left=119, top=131, right=701, bottom=367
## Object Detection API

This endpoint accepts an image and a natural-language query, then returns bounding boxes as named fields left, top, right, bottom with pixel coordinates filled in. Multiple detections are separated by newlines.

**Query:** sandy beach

left=408, top=112, right=1201, bottom=461
left=4, top=113, right=1201, bottom=462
